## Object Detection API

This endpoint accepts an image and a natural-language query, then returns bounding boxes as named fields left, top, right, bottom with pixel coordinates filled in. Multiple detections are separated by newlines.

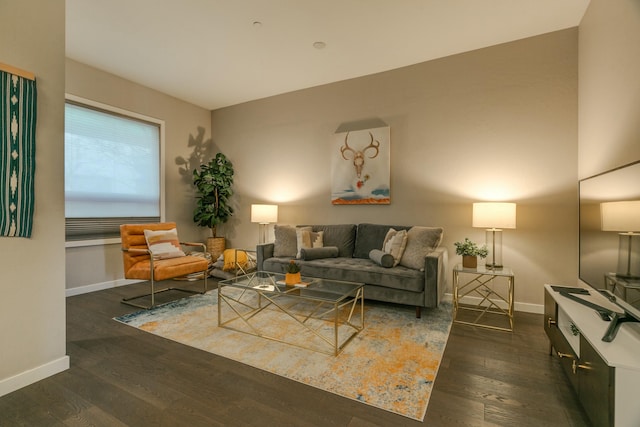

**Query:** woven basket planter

left=207, top=237, right=225, bottom=260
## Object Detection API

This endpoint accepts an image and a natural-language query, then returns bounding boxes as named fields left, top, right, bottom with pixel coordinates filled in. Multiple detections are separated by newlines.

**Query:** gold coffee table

left=218, top=271, right=365, bottom=356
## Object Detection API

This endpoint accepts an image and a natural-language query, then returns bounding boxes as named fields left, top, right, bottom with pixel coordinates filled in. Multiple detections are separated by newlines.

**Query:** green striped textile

left=0, top=71, right=37, bottom=237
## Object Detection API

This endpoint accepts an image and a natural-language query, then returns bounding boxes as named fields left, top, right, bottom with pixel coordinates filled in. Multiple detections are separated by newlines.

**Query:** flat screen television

left=579, top=160, right=640, bottom=341
left=579, top=161, right=640, bottom=295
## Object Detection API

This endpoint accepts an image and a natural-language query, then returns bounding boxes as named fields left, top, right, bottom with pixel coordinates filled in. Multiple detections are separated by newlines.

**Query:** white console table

left=544, top=284, right=640, bottom=427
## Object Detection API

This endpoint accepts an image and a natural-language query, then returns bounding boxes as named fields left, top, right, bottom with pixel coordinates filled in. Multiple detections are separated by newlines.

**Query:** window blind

left=65, top=101, right=161, bottom=240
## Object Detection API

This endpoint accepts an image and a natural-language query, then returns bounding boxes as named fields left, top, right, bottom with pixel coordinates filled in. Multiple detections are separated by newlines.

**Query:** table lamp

left=601, top=201, right=640, bottom=279
left=251, top=204, right=278, bottom=244
left=472, top=202, right=516, bottom=269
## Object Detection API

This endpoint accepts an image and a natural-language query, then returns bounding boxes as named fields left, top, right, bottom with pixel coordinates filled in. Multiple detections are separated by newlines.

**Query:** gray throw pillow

left=369, top=249, right=394, bottom=268
left=273, top=225, right=297, bottom=257
left=300, top=246, right=339, bottom=260
left=399, top=226, right=444, bottom=271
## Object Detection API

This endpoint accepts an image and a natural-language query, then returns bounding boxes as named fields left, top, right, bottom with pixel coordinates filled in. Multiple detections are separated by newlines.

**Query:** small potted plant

left=454, top=238, right=489, bottom=269
left=285, top=260, right=301, bottom=285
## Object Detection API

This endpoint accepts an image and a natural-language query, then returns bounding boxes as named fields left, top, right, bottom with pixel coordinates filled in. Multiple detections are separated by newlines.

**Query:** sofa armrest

left=424, top=246, right=448, bottom=307
left=256, top=243, right=274, bottom=270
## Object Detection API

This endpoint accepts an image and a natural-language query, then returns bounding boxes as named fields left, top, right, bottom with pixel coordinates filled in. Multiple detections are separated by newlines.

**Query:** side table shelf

left=452, top=264, right=515, bottom=331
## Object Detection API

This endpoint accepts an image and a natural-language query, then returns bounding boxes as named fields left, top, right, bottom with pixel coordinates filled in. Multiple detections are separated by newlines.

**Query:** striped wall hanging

left=0, top=68, right=37, bottom=237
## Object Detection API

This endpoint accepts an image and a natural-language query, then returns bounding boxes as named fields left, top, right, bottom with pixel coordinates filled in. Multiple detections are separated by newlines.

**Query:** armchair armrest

left=180, top=241, right=207, bottom=252
left=122, top=247, right=150, bottom=255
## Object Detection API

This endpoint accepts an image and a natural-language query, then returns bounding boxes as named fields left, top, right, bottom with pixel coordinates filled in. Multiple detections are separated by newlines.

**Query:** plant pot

left=462, top=255, right=477, bottom=269
left=285, top=272, right=301, bottom=285
left=207, top=237, right=225, bottom=260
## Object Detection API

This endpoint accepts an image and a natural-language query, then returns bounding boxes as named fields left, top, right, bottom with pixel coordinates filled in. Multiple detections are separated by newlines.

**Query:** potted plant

left=193, top=152, right=234, bottom=259
left=454, top=238, right=489, bottom=269
left=285, top=260, right=301, bottom=285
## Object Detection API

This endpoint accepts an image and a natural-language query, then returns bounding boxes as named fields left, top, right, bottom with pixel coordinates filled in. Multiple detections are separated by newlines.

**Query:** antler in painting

left=340, top=132, right=380, bottom=178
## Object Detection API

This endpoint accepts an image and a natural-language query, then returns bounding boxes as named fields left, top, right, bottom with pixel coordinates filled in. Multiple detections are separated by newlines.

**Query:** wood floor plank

left=0, top=283, right=591, bottom=426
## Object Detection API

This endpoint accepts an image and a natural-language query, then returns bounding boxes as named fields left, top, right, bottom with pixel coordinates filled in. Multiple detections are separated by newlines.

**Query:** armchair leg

left=121, top=270, right=209, bottom=310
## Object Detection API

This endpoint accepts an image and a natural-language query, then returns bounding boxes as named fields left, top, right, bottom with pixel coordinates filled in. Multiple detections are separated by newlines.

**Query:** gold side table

left=452, top=264, right=515, bottom=331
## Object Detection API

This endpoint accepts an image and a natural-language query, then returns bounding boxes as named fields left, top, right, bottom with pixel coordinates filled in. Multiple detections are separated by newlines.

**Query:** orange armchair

left=120, top=222, right=209, bottom=309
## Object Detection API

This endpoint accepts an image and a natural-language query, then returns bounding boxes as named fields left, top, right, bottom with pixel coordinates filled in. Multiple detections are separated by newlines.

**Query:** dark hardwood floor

left=0, top=280, right=591, bottom=426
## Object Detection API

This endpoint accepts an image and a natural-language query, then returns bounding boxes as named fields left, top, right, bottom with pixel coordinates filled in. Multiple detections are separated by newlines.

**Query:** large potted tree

left=193, top=152, right=234, bottom=259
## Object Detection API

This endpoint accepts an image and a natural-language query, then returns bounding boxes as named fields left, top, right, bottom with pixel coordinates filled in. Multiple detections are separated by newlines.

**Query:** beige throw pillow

left=296, top=227, right=324, bottom=258
left=143, top=228, right=186, bottom=259
left=382, top=228, right=408, bottom=267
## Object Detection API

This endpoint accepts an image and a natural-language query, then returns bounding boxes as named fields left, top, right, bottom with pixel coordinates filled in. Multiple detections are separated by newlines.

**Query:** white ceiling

left=66, top=0, right=590, bottom=110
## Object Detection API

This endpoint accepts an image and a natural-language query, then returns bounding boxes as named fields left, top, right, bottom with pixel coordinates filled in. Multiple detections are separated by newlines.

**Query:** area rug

left=114, top=290, right=452, bottom=421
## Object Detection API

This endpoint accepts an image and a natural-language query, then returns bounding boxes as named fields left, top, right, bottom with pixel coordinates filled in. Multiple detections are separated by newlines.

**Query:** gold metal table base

left=218, top=273, right=364, bottom=356
left=453, top=265, right=514, bottom=332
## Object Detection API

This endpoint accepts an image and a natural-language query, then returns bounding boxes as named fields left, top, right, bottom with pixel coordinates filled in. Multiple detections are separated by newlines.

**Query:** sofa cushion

left=296, top=227, right=324, bottom=258
left=369, top=249, right=394, bottom=268
left=382, top=228, right=408, bottom=266
left=301, top=224, right=356, bottom=258
left=353, top=223, right=411, bottom=259
left=300, top=246, right=339, bottom=260
left=273, top=225, right=297, bottom=257
left=399, top=226, right=444, bottom=270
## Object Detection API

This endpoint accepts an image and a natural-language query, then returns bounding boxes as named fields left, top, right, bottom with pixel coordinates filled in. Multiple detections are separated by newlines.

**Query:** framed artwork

left=331, top=126, right=390, bottom=205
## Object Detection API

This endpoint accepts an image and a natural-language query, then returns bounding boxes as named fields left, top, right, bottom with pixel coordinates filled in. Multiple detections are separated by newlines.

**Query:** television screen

left=579, top=160, right=640, bottom=310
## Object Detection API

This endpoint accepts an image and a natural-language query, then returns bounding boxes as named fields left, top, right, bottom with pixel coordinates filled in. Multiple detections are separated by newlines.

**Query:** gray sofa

left=256, top=223, right=448, bottom=318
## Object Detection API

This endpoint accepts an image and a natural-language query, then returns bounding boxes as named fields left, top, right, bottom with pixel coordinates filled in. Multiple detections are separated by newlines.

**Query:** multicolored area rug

left=114, top=291, right=452, bottom=421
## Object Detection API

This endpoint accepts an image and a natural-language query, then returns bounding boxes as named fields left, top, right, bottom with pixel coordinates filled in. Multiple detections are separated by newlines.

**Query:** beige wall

left=579, top=0, right=640, bottom=178
left=0, top=0, right=68, bottom=394
left=65, top=60, right=213, bottom=290
left=212, top=29, right=579, bottom=307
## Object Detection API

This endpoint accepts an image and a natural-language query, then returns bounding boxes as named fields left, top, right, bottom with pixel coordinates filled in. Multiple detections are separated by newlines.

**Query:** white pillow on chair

left=144, top=228, right=186, bottom=259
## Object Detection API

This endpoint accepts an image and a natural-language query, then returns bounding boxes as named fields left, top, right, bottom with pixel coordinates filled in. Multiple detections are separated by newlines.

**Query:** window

left=65, top=96, right=164, bottom=242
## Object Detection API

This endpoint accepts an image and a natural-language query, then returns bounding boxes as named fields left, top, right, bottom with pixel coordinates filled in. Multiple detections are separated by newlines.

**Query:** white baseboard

left=444, top=292, right=543, bottom=314
left=0, top=356, right=70, bottom=398
left=65, top=278, right=141, bottom=297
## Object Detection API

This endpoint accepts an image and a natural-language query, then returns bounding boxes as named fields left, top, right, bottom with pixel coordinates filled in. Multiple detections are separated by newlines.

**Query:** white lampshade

left=601, top=201, right=640, bottom=232
left=251, top=204, right=278, bottom=224
left=472, top=202, right=517, bottom=229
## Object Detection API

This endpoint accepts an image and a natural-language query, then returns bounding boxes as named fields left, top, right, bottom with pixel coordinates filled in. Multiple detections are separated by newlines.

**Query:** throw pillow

left=300, top=246, right=339, bottom=260
left=222, top=249, right=248, bottom=271
left=369, top=249, right=394, bottom=268
left=273, top=225, right=297, bottom=257
left=143, top=228, right=185, bottom=259
left=382, top=228, right=408, bottom=267
left=296, top=227, right=324, bottom=258
left=399, top=226, right=444, bottom=271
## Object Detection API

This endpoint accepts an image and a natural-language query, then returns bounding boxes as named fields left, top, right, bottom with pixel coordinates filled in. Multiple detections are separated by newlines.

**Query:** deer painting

left=339, top=132, right=380, bottom=179
left=331, top=127, right=390, bottom=205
